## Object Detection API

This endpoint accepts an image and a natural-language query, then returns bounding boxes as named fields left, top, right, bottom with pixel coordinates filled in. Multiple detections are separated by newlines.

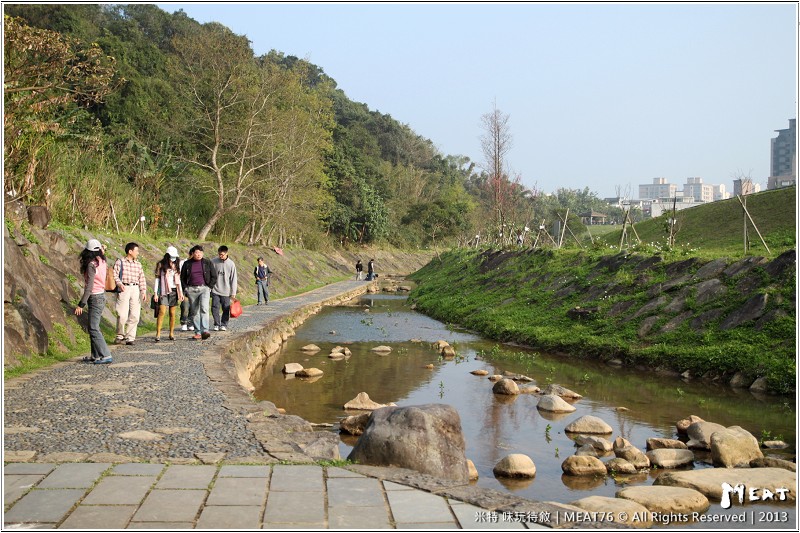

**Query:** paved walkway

left=4, top=280, right=555, bottom=529
left=4, top=462, right=542, bottom=529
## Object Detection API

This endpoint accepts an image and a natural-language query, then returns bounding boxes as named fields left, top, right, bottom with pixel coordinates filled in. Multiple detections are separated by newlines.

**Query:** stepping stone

left=571, top=495, right=652, bottom=527
left=5, top=451, right=37, bottom=462
left=654, top=467, right=796, bottom=502
left=118, top=430, right=163, bottom=441
left=617, top=485, right=709, bottom=514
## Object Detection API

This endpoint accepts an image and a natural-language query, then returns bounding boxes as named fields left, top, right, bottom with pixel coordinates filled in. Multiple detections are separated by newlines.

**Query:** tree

left=171, top=23, right=283, bottom=239
left=3, top=15, right=118, bottom=201
left=479, top=103, right=518, bottom=242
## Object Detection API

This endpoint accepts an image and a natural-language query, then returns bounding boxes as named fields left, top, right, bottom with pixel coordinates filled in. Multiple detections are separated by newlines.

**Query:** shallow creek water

left=252, top=293, right=796, bottom=527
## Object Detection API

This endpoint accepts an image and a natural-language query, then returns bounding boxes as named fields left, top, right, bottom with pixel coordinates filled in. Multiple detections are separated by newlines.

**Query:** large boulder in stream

left=710, top=426, right=763, bottom=467
left=347, top=404, right=469, bottom=482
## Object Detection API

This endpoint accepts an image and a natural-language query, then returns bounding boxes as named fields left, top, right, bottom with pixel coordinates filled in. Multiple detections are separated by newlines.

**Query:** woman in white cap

left=74, top=239, right=114, bottom=364
left=152, top=246, right=184, bottom=341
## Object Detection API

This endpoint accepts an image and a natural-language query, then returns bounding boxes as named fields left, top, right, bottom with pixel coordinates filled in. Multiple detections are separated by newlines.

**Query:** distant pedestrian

left=355, top=259, right=363, bottom=280
left=74, top=239, right=113, bottom=364
left=366, top=259, right=375, bottom=281
left=113, top=242, right=147, bottom=346
left=211, top=245, right=237, bottom=331
left=254, top=257, right=272, bottom=305
left=152, top=246, right=184, bottom=342
left=180, top=245, right=217, bottom=340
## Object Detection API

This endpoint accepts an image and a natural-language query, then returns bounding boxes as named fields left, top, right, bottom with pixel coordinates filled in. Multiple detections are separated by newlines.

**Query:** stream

left=252, top=292, right=796, bottom=527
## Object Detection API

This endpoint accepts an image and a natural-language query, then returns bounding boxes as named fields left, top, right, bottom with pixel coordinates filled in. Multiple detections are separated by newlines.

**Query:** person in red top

left=74, top=239, right=113, bottom=364
left=112, top=242, right=147, bottom=346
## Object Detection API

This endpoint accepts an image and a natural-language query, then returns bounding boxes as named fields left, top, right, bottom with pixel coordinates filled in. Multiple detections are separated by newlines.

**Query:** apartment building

left=639, top=178, right=677, bottom=200
left=768, top=119, right=796, bottom=189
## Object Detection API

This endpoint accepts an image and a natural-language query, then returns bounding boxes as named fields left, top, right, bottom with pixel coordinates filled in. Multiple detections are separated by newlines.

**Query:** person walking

left=366, top=259, right=375, bottom=281
left=211, top=245, right=237, bottom=331
left=112, top=242, right=146, bottom=346
left=152, top=246, right=184, bottom=342
left=180, top=245, right=217, bottom=340
left=254, top=257, right=272, bottom=305
left=355, top=259, right=363, bottom=280
left=74, top=239, right=114, bottom=364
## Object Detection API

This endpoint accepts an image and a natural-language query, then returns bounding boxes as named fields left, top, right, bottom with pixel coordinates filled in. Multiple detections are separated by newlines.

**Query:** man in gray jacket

left=211, top=245, right=238, bottom=331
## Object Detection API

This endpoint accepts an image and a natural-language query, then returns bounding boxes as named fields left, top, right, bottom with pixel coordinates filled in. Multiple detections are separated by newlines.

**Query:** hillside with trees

left=4, top=4, right=619, bottom=249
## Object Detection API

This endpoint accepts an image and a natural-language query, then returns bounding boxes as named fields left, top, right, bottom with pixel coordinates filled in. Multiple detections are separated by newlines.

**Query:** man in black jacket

left=180, top=245, right=218, bottom=340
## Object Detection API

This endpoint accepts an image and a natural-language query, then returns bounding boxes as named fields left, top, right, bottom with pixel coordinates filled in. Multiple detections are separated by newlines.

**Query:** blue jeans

left=186, top=286, right=210, bottom=334
left=256, top=280, right=269, bottom=304
left=211, top=293, right=231, bottom=327
left=87, top=293, right=112, bottom=360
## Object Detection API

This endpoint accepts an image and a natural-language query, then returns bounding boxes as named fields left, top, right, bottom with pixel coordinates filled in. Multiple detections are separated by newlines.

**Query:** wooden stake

left=559, top=208, right=569, bottom=248
left=736, top=195, right=771, bottom=255
left=556, top=211, right=585, bottom=249
left=109, top=201, right=120, bottom=234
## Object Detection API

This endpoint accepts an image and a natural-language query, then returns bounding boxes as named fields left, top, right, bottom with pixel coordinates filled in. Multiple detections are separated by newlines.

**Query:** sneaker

left=125, top=341, right=134, bottom=346
left=81, top=355, right=95, bottom=363
left=94, top=356, right=113, bottom=364
left=213, top=325, right=220, bottom=331
left=181, top=324, right=188, bottom=331
left=192, top=334, right=202, bottom=340
left=188, top=325, right=195, bottom=331
left=201, top=331, right=211, bottom=340
left=114, top=338, right=125, bottom=345
left=220, top=325, right=227, bottom=331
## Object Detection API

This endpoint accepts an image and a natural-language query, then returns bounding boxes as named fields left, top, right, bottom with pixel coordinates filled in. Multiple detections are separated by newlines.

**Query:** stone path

left=4, top=279, right=566, bottom=529
left=3, top=280, right=370, bottom=461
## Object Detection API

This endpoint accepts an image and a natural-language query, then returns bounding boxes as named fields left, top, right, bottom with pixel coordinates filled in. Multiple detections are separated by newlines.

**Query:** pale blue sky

left=158, top=2, right=797, bottom=198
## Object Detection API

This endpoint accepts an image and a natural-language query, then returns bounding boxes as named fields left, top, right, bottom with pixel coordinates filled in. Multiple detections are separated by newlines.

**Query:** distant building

left=649, top=196, right=698, bottom=218
left=768, top=118, right=796, bottom=189
left=639, top=177, right=677, bottom=200
left=580, top=211, right=608, bottom=225
left=683, top=177, right=714, bottom=203
left=732, top=178, right=761, bottom=196
left=712, top=184, right=730, bottom=201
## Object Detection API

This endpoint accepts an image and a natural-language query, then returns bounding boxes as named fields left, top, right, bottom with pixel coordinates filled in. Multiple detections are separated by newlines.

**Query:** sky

left=158, top=2, right=797, bottom=198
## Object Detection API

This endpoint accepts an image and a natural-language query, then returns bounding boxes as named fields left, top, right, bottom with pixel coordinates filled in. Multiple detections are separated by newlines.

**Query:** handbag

left=150, top=295, right=159, bottom=318
left=105, top=259, right=123, bottom=293
left=230, top=298, right=243, bottom=318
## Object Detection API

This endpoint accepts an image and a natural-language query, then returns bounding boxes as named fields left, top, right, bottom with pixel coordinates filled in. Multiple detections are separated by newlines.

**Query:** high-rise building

left=768, top=119, right=796, bottom=189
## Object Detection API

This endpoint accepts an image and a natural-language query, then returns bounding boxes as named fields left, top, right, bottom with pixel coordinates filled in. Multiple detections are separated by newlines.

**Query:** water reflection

left=251, top=293, right=796, bottom=523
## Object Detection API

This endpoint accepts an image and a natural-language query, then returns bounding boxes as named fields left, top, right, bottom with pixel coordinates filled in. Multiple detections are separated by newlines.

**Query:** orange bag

left=230, top=298, right=243, bottom=318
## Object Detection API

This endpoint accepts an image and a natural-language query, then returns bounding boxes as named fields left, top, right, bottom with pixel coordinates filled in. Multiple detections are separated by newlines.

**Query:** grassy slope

left=409, top=188, right=796, bottom=393
left=602, top=186, right=796, bottom=256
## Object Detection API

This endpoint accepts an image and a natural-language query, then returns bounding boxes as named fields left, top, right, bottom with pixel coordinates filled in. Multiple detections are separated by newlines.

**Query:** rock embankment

left=410, top=248, right=795, bottom=394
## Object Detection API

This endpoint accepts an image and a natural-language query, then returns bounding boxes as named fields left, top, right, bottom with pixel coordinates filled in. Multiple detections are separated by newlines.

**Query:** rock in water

left=347, top=404, right=469, bottom=482
left=283, top=363, right=303, bottom=374
left=493, top=454, right=536, bottom=478
left=344, top=392, right=390, bottom=410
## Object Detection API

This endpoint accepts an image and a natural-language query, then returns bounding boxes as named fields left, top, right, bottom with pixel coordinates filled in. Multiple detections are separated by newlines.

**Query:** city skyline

left=158, top=3, right=797, bottom=198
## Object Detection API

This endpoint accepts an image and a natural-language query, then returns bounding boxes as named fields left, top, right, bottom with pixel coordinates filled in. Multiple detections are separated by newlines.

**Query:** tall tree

left=479, top=103, right=516, bottom=241
left=171, top=23, right=281, bottom=239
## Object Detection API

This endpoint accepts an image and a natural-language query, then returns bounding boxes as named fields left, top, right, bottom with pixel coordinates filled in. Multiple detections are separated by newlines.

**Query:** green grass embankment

left=602, top=186, right=796, bottom=256
left=408, top=247, right=795, bottom=394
